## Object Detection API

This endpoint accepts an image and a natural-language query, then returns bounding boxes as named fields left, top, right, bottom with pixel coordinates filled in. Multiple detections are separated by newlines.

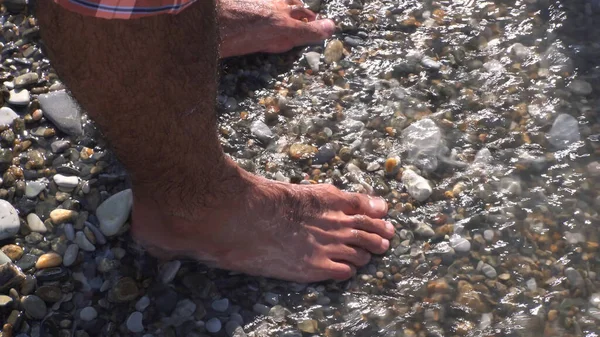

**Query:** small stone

left=38, top=90, right=84, bottom=136
left=450, top=235, right=471, bottom=252
left=414, top=222, right=435, bottom=237
left=159, top=260, right=181, bottom=284
left=384, top=156, right=401, bottom=174
left=7, top=89, right=30, bottom=106
left=126, top=311, right=144, bottom=333
left=75, top=231, right=95, bottom=252
left=35, top=285, right=62, bottom=302
left=481, top=263, right=497, bottom=279
left=483, top=230, right=494, bottom=242
left=568, top=79, right=592, bottom=95
left=269, top=305, right=287, bottom=323
left=264, top=292, right=279, bottom=306
left=206, top=318, right=222, bottom=333
left=421, top=56, right=441, bottom=70
left=53, top=174, right=79, bottom=189
left=498, top=273, right=511, bottom=281
left=109, top=277, right=139, bottom=303
left=304, top=52, right=321, bottom=72
left=0, top=294, right=13, bottom=307
left=1, top=245, right=23, bottom=261
left=366, top=162, right=380, bottom=171
left=21, top=295, right=47, bottom=320
left=526, top=278, right=537, bottom=291
left=0, top=200, right=20, bottom=240
left=250, top=121, right=273, bottom=143
left=50, top=140, right=71, bottom=153
left=565, top=267, right=584, bottom=288
left=63, top=244, right=79, bottom=267
left=25, top=180, right=47, bottom=198
left=36, top=253, right=62, bottom=269
left=50, top=209, right=76, bottom=225
left=80, top=306, right=97, bottom=321
left=289, top=143, right=317, bottom=160
left=212, top=298, right=229, bottom=312
left=135, top=296, right=151, bottom=312
left=253, top=303, right=270, bottom=316
left=26, top=213, right=47, bottom=233
left=14, top=73, right=39, bottom=88
left=297, top=319, right=318, bottom=333
left=97, top=189, right=132, bottom=236
left=548, top=114, right=580, bottom=149
left=0, top=250, right=10, bottom=264
left=0, top=263, right=25, bottom=292
left=324, top=40, right=344, bottom=64
left=401, top=169, right=432, bottom=202
left=0, top=107, right=18, bottom=125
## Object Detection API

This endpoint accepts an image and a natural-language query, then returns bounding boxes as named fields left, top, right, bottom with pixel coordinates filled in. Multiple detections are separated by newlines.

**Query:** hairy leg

left=37, top=1, right=393, bottom=282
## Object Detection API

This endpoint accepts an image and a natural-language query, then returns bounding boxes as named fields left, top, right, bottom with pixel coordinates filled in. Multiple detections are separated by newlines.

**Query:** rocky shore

left=0, top=0, right=599, bottom=336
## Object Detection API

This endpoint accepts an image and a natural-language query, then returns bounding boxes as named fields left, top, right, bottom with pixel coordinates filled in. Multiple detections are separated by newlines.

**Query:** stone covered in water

left=97, top=189, right=132, bottom=236
left=402, top=119, right=444, bottom=172
left=401, top=169, right=432, bottom=202
left=548, top=113, right=580, bottom=149
left=324, top=40, right=344, bottom=64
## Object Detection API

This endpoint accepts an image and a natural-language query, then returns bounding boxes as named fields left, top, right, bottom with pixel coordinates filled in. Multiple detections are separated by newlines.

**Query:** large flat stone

left=38, top=90, right=83, bottom=136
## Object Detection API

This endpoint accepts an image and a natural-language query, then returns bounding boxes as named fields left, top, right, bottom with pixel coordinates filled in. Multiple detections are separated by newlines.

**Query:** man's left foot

left=218, top=0, right=335, bottom=57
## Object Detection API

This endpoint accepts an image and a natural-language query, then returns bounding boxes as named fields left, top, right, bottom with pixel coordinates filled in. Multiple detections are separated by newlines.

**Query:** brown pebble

left=547, top=309, right=558, bottom=321
left=49, top=209, right=76, bottom=225
left=35, top=252, right=62, bottom=269
left=3, top=323, right=13, bottom=337
left=1, top=245, right=23, bottom=261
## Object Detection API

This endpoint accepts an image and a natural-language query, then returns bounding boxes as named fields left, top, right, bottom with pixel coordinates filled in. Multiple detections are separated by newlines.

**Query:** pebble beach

left=0, top=0, right=600, bottom=336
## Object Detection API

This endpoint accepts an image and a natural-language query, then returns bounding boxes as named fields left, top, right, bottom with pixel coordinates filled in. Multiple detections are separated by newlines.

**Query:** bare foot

left=131, top=159, right=394, bottom=282
left=218, top=0, right=335, bottom=58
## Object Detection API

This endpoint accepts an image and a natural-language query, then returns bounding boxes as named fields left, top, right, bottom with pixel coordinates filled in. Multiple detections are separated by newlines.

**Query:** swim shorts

left=52, top=0, right=197, bottom=19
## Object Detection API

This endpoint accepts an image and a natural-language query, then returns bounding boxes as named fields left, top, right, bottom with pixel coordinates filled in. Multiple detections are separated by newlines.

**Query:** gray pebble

left=80, top=306, right=98, bottom=321
left=22, top=295, right=47, bottom=320
left=126, top=311, right=144, bottom=333
left=212, top=298, right=229, bottom=312
left=206, top=318, right=222, bottom=333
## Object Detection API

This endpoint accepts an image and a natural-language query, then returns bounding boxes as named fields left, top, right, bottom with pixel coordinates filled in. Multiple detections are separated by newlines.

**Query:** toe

left=336, top=192, right=388, bottom=218
left=328, top=245, right=371, bottom=266
left=344, top=215, right=395, bottom=239
left=326, top=261, right=356, bottom=281
left=344, top=229, right=390, bottom=255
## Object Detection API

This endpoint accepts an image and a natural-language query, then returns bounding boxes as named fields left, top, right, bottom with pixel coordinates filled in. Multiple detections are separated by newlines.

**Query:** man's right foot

left=131, top=160, right=394, bottom=282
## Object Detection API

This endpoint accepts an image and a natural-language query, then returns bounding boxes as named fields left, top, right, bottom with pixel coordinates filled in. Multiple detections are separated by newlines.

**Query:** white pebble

left=80, top=306, right=98, bottom=321
left=450, top=235, right=471, bottom=252
left=206, top=318, right=222, bottom=333
left=483, top=229, right=494, bottom=242
left=26, top=213, right=47, bottom=233
left=135, top=296, right=151, bottom=312
left=7, top=89, right=30, bottom=106
left=127, top=311, right=144, bottom=333
left=401, top=168, right=432, bottom=202
left=53, top=174, right=79, bottom=189
left=590, top=293, right=600, bottom=309
left=0, top=200, right=20, bottom=240
left=25, top=179, right=47, bottom=198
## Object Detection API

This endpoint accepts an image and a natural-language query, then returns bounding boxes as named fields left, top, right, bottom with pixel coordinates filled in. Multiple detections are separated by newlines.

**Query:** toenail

left=381, top=238, right=390, bottom=250
left=385, top=221, right=394, bottom=232
left=369, top=198, right=387, bottom=212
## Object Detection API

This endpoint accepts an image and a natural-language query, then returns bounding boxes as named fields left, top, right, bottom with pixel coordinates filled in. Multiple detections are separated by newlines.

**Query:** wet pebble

left=304, top=51, right=321, bottom=72
left=0, top=107, right=18, bottom=125
left=35, top=252, right=62, bottom=269
left=53, top=174, right=79, bottom=189
left=160, top=260, right=181, bottom=284
left=7, top=89, right=30, bottom=106
left=75, top=231, right=95, bottom=251
left=568, top=79, right=592, bottom=95
left=21, top=295, right=46, bottom=320
left=50, top=209, right=76, bottom=225
left=450, top=235, right=471, bottom=252
left=401, top=169, right=432, bottom=202
left=206, top=317, right=222, bottom=333
left=80, top=306, right=97, bottom=321
left=135, top=295, right=150, bottom=312
left=63, top=243, right=79, bottom=267
left=126, top=311, right=144, bottom=333
left=0, top=200, right=20, bottom=240
left=548, top=114, right=580, bottom=149
left=212, top=298, right=229, bottom=312
left=26, top=213, right=47, bottom=233
left=250, top=121, right=273, bottom=143
left=324, top=39, right=344, bottom=64
left=481, top=263, right=497, bottom=279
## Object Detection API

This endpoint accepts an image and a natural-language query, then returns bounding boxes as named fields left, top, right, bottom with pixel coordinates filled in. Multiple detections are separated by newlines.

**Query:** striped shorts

left=50, top=0, right=198, bottom=19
